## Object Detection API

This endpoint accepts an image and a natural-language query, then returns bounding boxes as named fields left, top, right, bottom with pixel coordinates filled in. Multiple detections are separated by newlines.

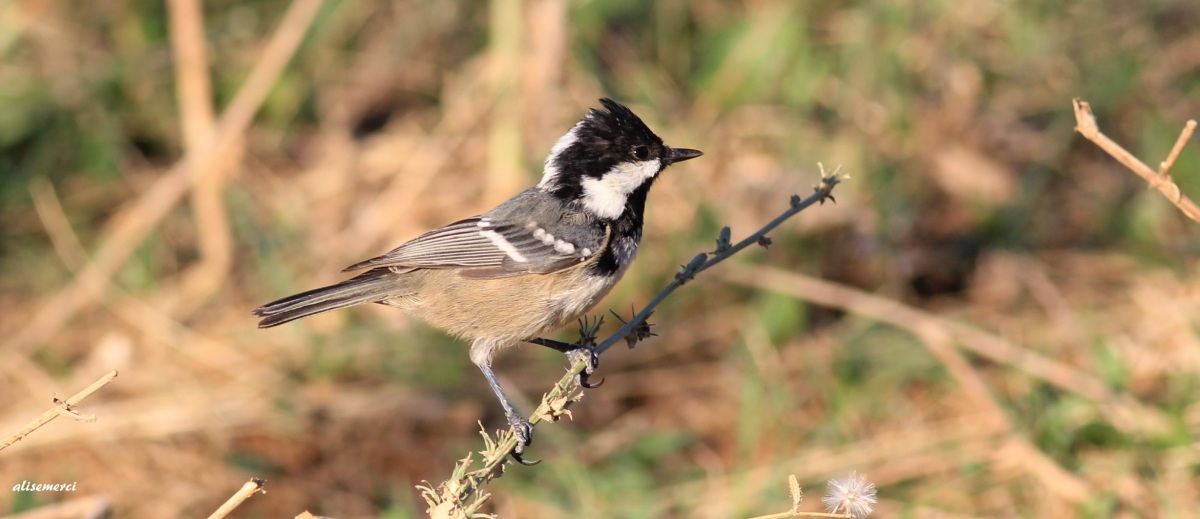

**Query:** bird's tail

left=253, top=268, right=401, bottom=328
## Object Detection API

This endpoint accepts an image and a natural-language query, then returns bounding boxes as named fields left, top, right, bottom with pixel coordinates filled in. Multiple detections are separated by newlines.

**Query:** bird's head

left=538, top=98, right=702, bottom=220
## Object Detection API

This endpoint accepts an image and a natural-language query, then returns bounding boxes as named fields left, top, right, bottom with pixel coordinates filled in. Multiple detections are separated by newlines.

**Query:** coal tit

left=254, top=98, right=701, bottom=462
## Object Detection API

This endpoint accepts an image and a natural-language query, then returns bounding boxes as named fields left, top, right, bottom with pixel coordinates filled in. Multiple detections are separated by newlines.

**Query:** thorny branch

left=419, top=167, right=846, bottom=518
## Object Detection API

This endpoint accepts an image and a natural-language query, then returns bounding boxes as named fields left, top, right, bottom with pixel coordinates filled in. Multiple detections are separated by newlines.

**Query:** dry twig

left=167, top=0, right=242, bottom=314
left=486, top=0, right=525, bottom=205
left=1072, top=98, right=1199, bottom=221
left=207, top=478, right=267, bottom=519
left=746, top=512, right=851, bottom=519
left=744, top=475, right=849, bottom=519
left=418, top=169, right=844, bottom=518
left=0, top=371, right=118, bottom=452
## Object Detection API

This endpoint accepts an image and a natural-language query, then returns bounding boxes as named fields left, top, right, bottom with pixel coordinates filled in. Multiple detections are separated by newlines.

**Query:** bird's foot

left=507, top=412, right=540, bottom=466
left=526, top=336, right=604, bottom=389
left=566, top=346, right=603, bottom=388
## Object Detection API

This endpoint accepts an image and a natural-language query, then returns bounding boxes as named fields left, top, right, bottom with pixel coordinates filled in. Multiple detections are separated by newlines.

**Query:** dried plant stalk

left=206, top=478, right=267, bottom=519
left=1072, top=99, right=1199, bottom=222
left=0, top=371, right=118, bottom=452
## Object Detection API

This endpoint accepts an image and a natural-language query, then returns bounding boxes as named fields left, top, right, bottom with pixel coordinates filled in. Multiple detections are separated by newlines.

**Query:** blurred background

left=2, top=0, right=1199, bottom=517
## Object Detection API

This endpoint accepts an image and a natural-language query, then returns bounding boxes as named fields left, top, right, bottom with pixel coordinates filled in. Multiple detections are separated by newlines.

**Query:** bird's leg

left=475, top=360, right=540, bottom=466
left=526, top=337, right=602, bottom=388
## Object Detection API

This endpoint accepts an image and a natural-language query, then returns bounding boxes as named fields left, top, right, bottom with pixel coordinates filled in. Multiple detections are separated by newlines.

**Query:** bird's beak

left=668, top=147, right=703, bottom=164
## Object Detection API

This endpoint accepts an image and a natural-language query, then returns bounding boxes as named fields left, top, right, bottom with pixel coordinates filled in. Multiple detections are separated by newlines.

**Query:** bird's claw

left=579, top=374, right=605, bottom=389
left=511, top=450, right=541, bottom=466
left=507, top=412, right=540, bottom=466
left=567, top=346, right=603, bottom=388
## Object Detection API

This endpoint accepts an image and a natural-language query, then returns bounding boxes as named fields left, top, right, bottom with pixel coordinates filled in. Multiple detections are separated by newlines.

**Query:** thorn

left=576, top=315, right=604, bottom=349
left=610, top=307, right=656, bottom=349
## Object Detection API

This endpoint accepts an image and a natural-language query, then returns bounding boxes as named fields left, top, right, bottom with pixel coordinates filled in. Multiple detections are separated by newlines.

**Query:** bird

left=253, top=98, right=701, bottom=463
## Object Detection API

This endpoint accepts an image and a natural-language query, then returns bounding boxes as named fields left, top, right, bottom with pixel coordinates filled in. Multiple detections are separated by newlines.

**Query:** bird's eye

left=632, top=145, right=650, bottom=160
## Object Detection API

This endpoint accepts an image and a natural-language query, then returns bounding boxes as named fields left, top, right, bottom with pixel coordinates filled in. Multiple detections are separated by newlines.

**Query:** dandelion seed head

left=822, top=471, right=877, bottom=519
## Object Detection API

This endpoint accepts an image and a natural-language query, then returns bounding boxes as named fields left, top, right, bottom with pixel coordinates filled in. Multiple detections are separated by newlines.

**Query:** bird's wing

left=342, top=216, right=605, bottom=278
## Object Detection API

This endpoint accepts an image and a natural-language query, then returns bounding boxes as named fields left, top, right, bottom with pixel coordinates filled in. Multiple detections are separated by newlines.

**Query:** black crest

left=544, top=98, right=669, bottom=193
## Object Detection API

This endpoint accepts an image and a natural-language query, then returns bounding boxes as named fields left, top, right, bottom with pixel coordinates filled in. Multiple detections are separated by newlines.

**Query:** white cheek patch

left=479, top=230, right=528, bottom=262
left=537, top=125, right=581, bottom=189
left=580, top=159, right=661, bottom=219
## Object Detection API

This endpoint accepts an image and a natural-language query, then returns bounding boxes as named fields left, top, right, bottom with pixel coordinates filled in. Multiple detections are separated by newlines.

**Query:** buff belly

left=379, top=267, right=619, bottom=361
